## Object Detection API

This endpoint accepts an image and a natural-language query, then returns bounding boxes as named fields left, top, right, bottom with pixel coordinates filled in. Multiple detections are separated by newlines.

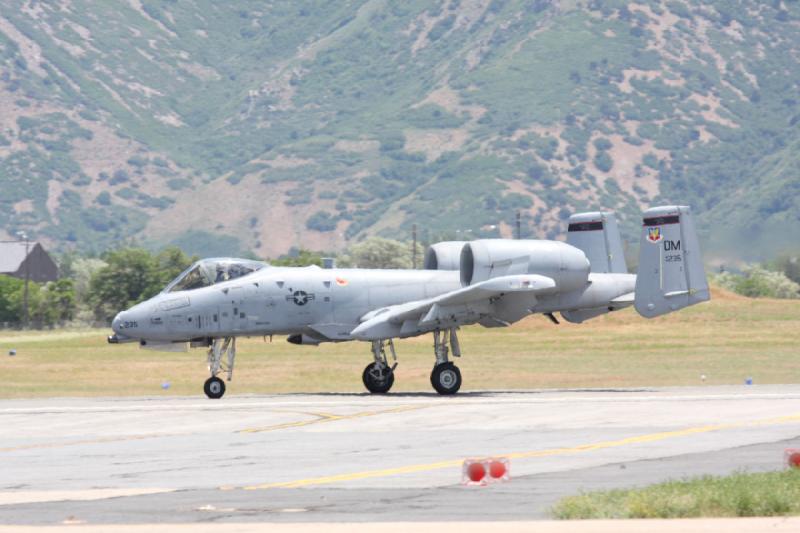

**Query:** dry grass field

left=0, top=287, right=798, bottom=398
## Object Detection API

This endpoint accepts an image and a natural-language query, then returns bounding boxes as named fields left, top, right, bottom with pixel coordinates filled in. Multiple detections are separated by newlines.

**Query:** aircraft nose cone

left=111, top=312, right=124, bottom=334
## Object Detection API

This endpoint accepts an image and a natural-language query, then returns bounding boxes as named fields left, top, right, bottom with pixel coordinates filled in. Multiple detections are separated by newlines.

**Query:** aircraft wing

left=351, top=274, right=556, bottom=340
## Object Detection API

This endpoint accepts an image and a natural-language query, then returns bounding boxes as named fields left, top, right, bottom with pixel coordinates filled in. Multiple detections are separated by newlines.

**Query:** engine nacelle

left=459, top=239, right=590, bottom=291
left=424, top=241, right=467, bottom=270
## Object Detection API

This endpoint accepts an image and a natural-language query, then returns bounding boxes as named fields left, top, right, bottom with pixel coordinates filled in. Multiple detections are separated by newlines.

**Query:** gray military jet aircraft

left=109, top=205, right=709, bottom=399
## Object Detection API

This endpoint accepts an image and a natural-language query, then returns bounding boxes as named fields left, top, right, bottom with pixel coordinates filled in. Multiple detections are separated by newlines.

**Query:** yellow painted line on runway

left=239, top=412, right=800, bottom=490
left=237, top=404, right=429, bottom=433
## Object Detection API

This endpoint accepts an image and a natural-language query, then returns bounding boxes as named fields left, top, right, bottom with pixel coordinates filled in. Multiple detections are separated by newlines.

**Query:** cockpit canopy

left=164, top=258, right=269, bottom=293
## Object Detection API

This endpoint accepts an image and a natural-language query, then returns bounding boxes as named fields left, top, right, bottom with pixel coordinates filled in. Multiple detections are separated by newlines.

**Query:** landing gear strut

left=205, top=337, right=236, bottom=399
left=430, top=328, right=462, bottom=395
left=362, top=339, right=396, bottom=394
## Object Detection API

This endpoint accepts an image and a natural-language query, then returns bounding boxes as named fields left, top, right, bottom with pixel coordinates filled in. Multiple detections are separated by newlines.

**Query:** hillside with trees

left=0, top=0, right=798, bottom=262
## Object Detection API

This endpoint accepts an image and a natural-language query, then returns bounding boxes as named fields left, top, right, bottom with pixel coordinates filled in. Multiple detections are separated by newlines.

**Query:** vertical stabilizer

left=634, top=205, right=710, bottom=318
left=566, top=211, right=627, bottom=273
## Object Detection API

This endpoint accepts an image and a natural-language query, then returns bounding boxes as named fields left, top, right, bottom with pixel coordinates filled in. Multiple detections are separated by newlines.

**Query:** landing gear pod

left=634, top=205, right=710, bottom=318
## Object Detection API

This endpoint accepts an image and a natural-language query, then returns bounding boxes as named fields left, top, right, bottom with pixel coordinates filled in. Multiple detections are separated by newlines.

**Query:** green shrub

left=766, top=253, right=800, bottom=284
left=593, top=137, right=612, bottom=151
left=594, top=151, right=613, bottom=172
left=711, top=265, right=800, bottom=299
left=306, top=211, right=338, bottom=232
left=167, top=178, right=192, bottom=190
left=96, top=191, right=111, bottom=205
left=127, top=155, right=148, bottom=168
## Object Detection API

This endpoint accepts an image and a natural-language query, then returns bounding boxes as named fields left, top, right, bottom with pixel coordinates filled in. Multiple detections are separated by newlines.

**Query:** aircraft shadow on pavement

left=275, top=388, right=655, bottom=398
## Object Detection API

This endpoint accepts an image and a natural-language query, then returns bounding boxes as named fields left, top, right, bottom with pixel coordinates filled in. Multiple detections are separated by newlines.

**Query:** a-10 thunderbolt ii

left=109, top=205, right=709, bottom=399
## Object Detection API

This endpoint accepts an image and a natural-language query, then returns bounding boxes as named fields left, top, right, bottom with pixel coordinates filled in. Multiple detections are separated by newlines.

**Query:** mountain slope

left=0, top=0, right=798, bottom=260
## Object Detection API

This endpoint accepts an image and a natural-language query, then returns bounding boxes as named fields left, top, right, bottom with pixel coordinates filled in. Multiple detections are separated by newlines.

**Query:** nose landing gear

left=204, top=376, right=226, bottom=399
left=204, top=337, right=236, bottom=399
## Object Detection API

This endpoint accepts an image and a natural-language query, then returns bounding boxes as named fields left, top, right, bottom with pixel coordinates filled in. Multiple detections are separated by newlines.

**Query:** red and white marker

left=462, top=457, right=510, bottom=485
left=785, top=449, right=800, bottom=469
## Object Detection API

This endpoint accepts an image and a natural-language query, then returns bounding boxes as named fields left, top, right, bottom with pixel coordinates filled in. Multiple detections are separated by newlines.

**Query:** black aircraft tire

left=362, top=362, right=394, bottom=394
left=204, top=376, right=226, bottom=399
left=431, top=362, right=462, bottom=395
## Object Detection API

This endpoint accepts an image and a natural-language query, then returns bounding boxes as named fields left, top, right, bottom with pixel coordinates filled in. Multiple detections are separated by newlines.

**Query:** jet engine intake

left=460, top=239, right=590, bottom=291
left=424, top=241, right=467, bottom=270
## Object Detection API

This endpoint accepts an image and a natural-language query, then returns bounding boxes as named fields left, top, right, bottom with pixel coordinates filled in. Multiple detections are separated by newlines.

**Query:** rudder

left=634, top=205, right=709, bottom=318
left=566, top=211, right=627, bottom=273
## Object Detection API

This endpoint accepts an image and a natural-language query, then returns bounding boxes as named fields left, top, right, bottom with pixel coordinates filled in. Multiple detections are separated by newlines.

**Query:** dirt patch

left=334, top=139, right=379, bottom=153
left=65, top=20, right=92, bottom=41
left=409, top=9, right=441, bottom=56
left=695, top=17, right=728, bottom=74
left=46, top=181, right=62, bottom=217
left=414, top=84, right=487, bottom=121
left=126, top=81, right=162, bottom=98
left=253, top=155, right=314, bottom=169
left=689, top=93, right=738, bottom=128
left=143, top=174, right=345, bottom=257
left=721, top=18, right=745, bottom=41
left=587, top=133, right=666, bottom=202
left=497, top=220, right=514, bottom=239
left=93, top=79, right=136, bottom=114
left=154, top=113, right=184, bottom=127
left=709, top=285, right=749, bottom=302
left=0, top=16, right=47, bottom=77
left=410, top=0, right=486, bottom=56
left=126, top=0, right=177, bottom=37
left=178, top=61, right=221, bottom=81
left=629, top=3, right=679, bottom=49
left=404, top=128, right=469, bottom=162
left=500, top=179, right=568, bottom=238
left=13, top=200, right=34, bottom=213
left=502, top=179, right=545, bottom=213
left=70, top=121, right=140, bottom=180
left=513, top=123, right=564, bottom=143
left=248, top=68, right=301, bottom=112
left=616, top=68, right=683, bottom=94
left=45, top=29, right=86, bottom=58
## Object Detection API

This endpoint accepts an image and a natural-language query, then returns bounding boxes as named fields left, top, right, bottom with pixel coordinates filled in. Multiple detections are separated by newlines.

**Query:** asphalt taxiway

left=2, top=385, right=800, bottom=525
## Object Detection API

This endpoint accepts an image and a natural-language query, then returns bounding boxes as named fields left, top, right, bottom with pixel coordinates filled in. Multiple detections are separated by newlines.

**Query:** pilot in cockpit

left=215, top=264, right=229, bottom=282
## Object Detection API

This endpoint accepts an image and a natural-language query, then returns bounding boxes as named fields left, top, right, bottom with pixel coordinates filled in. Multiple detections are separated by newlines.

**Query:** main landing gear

left=204, top=337, right=236, bottom=399
left=430, top=328, right=462, bottom=395
left=361, top=327, right=463, bottom=395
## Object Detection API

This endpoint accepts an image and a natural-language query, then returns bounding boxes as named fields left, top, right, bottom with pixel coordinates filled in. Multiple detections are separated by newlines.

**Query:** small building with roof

left=0, top=241, right=59, bottom=283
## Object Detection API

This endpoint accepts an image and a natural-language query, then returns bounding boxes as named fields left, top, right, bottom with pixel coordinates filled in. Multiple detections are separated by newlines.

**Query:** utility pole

left=412, top=223, right=418, bottom=269
left=516, top=211, right=521, bottom=240
left=17, top=231, right=29, bottom=328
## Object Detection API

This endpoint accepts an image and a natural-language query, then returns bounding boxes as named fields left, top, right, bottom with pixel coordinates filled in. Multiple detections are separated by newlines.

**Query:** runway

left=2, top=385, right=800, bottom=525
